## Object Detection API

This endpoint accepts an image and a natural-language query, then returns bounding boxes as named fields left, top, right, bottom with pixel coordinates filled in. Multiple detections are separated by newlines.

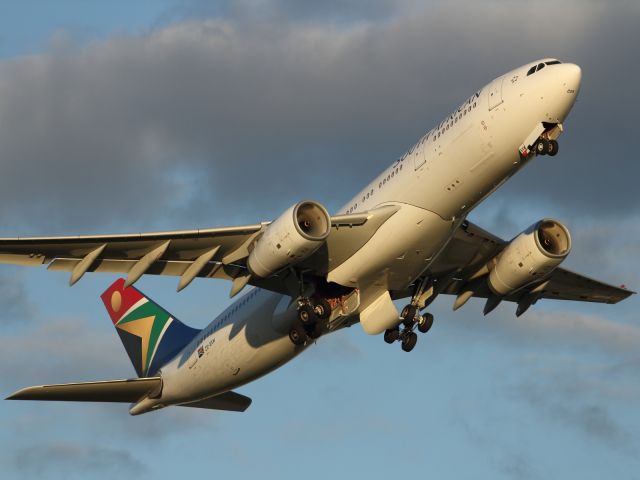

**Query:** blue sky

left=0, top=1, right=639, bottom=479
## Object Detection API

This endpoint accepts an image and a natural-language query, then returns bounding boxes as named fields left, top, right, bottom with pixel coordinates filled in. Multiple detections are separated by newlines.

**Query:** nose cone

left=555, top=63, right=582, bottom=121
left=563, top=63, right=582, bottom=93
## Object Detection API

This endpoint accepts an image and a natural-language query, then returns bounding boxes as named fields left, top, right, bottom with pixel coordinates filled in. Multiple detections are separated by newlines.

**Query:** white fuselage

left=154, top=59, right=582, bottom=408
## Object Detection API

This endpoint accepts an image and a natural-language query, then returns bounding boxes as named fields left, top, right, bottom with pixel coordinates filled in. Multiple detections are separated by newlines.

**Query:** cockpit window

left=527, top=60, right=562, bottom=76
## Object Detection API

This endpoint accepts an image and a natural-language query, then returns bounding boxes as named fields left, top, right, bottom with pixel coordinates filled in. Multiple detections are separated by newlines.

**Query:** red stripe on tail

left=100, top=278, right=145, bottom=325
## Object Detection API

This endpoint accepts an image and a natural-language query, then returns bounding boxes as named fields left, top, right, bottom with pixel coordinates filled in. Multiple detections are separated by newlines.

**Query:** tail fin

left=101, top=279, right=200, bottom=377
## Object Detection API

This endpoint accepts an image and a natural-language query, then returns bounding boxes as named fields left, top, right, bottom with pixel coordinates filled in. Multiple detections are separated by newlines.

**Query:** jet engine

left=247, top=201, right=331, bottom=278
left=488, top=219, right=571, bottom=296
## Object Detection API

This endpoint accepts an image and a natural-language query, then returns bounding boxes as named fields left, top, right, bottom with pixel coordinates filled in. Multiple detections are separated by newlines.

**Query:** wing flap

left=6, top=377, right=161, bottom=403
left=179, top=391, right=252, bottom=412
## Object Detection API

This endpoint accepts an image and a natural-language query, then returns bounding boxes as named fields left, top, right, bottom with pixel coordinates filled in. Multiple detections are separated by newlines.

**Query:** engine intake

left=488, top=219, right=571, bottom=296
left=247, top=201, right=331, bottom=278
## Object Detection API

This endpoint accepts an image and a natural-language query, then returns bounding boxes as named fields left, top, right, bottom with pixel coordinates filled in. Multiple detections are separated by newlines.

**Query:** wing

left=7, top=378, right=251, bottom=412
left=393, top=219, right=633, bottom=310
left=0, top=205, right=400, bottom=297
left=6, top=378, right=162, bottom=403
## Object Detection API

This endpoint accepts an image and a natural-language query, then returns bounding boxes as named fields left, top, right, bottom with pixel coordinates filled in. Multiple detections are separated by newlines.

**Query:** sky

left=0, top=0, right=639, bottom=478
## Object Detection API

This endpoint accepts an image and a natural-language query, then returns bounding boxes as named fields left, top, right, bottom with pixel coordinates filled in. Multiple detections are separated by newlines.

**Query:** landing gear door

left=488, top=77, right=504, bottom=111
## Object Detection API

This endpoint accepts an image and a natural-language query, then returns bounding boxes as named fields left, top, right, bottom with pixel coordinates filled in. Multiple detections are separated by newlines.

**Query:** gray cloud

left=0, top=1, right=637, bottom=237
left=512, top=380, right=634, bottom=451
left=0, top=317, right=128, bottom=388
left=0, top=270, right=36, bottom=324
left=10, top=443, right=146, bottom=479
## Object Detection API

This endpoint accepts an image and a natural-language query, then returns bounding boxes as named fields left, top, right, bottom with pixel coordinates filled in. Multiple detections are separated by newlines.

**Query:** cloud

left=443, top=300, right=640, bottom=356
left=0, top=270, right=36, bottom=324
left=512, top=379, right=634, bottom=451
left=0, top=316, right=127, bottom=388
left=0, top=1, right=637, bottom=237
left=10, top=443, right=146, bottom=479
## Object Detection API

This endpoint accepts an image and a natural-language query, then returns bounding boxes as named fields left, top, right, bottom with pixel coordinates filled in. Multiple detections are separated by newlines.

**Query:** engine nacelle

left=247, top=201, right=331, bottom=278
left=488, top=219, right=571, bottom=296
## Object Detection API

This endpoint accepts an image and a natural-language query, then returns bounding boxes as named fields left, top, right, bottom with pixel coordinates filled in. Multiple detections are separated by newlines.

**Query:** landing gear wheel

left=401, top=332, right=418, bottom=352
left=313, top=298, right=332, bottom=320
left=401, top=305, right=418, bottom=327
left=307, top=323, right=323, bottom=340
left=289, top=324, right=307, bottom=345
left=297, top=304, right=317, bottom=325
left=384, top=328, right=400, bottom=344
left=418, top=313, right=434, bottom=333
left=535, top=139, right=549, bottom=155
left=548, top=139, right=559, bottom=156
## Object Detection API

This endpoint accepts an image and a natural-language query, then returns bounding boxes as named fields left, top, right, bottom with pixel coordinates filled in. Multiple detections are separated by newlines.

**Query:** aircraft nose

left=553, top=63, right=582, bottom=121
left=563, top=63, right=582, bottom=93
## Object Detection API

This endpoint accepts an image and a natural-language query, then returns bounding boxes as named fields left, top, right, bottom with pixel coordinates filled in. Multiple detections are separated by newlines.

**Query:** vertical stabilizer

left=100, top=279, right=200, bottom=377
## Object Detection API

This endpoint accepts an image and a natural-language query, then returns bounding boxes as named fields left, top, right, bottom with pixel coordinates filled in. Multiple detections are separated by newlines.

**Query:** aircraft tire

left=297, top=304, right=317, bottom=325
left=401, top=332, right=418, bottom=352
left=535, top=139, right=549, bottom=155
left=313, top=298, right=332, bottom=320
left=401, top=305, right=418, bottom=327
left=548, top=140, right=559, bottom=156
left=289, top=324, right=307, bottom=345
left=418, top=313, right=434, bottom=333
left=307, top=322, right=323, bottom=339
left=384, top=328, right=400, bottom=344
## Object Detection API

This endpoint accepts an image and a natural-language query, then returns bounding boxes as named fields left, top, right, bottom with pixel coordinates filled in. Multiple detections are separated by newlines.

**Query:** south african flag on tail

left=101, top=279, right=201, bottom=377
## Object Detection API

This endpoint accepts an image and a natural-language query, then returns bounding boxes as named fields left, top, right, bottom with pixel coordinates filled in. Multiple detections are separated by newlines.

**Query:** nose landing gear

left=535, top=138, right=559, bottom=157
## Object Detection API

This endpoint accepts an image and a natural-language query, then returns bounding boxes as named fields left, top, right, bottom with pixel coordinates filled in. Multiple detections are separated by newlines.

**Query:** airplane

left=3, top=58, right=634, bottom=415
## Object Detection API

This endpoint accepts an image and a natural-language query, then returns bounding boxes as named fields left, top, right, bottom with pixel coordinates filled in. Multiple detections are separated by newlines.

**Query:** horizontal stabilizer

left=179, top=391, right=252, bottom=412
left=6, top=377, right=161, bottom=403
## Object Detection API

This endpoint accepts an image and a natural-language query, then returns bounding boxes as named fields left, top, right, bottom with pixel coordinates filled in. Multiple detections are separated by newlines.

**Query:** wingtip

left=5, top=386, right=33, bottom=400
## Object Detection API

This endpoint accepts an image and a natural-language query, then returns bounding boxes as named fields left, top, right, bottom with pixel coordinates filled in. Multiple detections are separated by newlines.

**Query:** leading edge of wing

left=0, top=213, right=370, bottom=245
left=0, top=224, right=263, bottom=244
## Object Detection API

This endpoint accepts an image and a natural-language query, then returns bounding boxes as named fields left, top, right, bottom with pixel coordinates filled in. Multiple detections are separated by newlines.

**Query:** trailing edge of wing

left=6, top=378, right=161, bottom=403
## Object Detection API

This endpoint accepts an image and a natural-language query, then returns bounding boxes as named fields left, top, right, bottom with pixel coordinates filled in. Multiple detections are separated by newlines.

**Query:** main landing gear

left=384, top=277, right=437, bottom=352
left=384, top=306, right=434, bottom=352
left=534, top=138, right=559, bottom=157
left=288, top=297, right=332, bottom=346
